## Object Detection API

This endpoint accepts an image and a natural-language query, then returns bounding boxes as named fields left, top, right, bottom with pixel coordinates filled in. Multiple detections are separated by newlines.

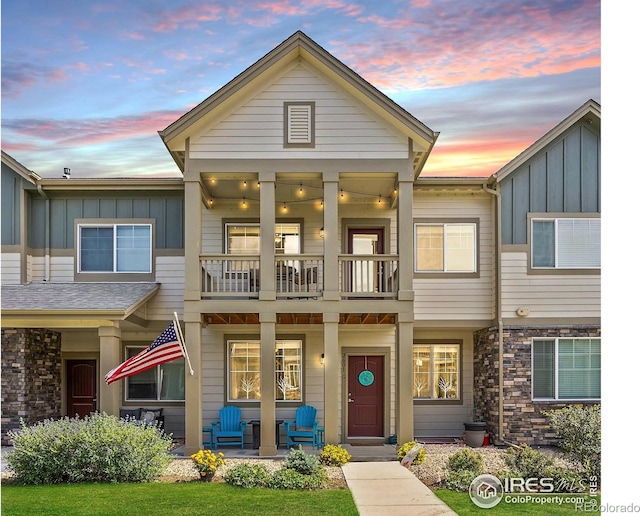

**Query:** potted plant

left=190, top=449, right=226, bottom=481
left=463, top=406, right=487, bottom=448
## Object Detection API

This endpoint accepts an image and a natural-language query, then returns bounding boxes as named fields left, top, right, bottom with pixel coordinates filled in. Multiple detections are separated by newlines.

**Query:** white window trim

left=412, top=343, right=461, bottom=400
left=531, top=337, right=601, bottom=401
left=414, top=222, right=477, bottom=273
left=530, top=217, right=601, bottom=270
left=124, top=345, right=185, bottom=402
left=227, top=339, right=303, bottom=403
left=77, top=223, right=152, bottom=273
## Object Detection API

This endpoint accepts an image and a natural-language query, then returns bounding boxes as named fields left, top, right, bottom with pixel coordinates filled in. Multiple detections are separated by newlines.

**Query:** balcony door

left=347, top=228, right=384, bottom=294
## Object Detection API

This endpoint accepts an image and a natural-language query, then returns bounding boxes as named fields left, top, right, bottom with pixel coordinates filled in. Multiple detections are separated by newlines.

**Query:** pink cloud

left=3, top=111, right=187, bottom=147
left=154, top=3, right=225, bottom=32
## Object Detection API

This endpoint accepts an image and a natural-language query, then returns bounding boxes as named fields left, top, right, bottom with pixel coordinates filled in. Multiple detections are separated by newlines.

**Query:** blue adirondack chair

left=284, top=405, right=319, bottom=449
left=212, top=406, right=247, bottom=450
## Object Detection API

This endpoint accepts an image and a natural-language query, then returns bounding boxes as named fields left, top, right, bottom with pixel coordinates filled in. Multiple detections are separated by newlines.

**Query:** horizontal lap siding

left=412, top=193, right=495, bottom=321
left=190, top=63, right=408, bottom=159
left=501, top=252, right=601, bottom=318
left=413, top=330, right=474, bottom=437
left=146, top=256, right=184, bottom=319
left=1, top=253, right=21, bottom=284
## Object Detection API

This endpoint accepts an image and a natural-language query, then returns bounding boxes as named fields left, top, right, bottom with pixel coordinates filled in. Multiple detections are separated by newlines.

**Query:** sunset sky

left=2, top=0, right=601, bottom=179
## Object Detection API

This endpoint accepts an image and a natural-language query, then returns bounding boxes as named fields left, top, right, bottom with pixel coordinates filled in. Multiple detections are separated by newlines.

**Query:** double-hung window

left=225, top=223, right=301, bottom=255
left=532, top=338, right=601, bottom=400
left=531, top=217, right=600, bottom=269
left=228, top=339, right=303, bottom=402
left=125, top=346, right=185, bottom=401
left=413, top=343, right=460, bottom=400
left=414, top=222, right=476, bottom=273
left=79, top=224, right=151, bottom=273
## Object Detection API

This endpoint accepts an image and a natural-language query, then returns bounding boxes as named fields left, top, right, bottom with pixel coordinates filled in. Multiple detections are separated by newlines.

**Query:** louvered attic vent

left=284, top=102, right=315, bottom=147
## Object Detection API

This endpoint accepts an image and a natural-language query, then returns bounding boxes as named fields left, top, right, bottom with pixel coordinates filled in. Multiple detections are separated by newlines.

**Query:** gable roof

left=158, top=31, right=438, bottom=177
left=1, top=150, right=41, bottom=184
left=493, top=99, right=601, bottom=183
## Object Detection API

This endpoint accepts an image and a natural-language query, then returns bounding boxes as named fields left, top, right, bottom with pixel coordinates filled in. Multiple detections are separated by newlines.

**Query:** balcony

left=200, top=254, right=399, bottom=300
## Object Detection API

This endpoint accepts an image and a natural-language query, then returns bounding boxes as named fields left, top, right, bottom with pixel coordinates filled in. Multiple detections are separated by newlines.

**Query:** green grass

left=1, top=482, right=358, bottom=516
left=434, top=489, right=601, bottom=515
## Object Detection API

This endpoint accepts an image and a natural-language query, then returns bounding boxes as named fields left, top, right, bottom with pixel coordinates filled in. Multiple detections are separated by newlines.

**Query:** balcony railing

left=200, top=254, right=398, bottom=299
left=338, top=254, right=398, bottom=298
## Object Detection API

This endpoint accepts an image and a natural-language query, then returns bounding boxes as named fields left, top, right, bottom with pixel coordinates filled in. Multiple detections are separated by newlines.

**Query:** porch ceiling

left=203, top=312, right=396, bottom=325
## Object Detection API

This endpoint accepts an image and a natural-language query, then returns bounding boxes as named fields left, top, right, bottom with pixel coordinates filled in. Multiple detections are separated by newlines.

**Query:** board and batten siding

left=412, top=192, right=495, bottom=322
left=500, top=123, right=600, bottom=245
left=501, top=252, right=600, bottom=319
left=28, top=195, right=184, bottom=250
left=189, top=62, right=410, bottom=160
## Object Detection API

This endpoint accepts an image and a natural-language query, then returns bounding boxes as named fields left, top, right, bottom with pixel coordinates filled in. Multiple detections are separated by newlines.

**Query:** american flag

left=105, top=322, right=185, bottom=385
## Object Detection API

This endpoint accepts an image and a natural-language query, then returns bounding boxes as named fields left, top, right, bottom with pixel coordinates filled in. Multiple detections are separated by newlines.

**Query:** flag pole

left=174, top=312, right=194, bottom=375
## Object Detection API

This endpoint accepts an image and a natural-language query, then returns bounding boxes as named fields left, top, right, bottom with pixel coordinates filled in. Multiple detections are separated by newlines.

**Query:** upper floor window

left=125, top=345, right=185, bottom=401
left=531, top=218, right=600, bottom=269
left=284, top=102, right=315, bottom=147
left=228, top=339, right=303, bottom=402
left=225, top=223, right=301, bottom=254
left=78, top=224, right=151, bottom=273
left=414, top=222, right=476, bottom=273
left=532, top=338, right=600, bottom=400
left=413, top=343, right=460, bottom=400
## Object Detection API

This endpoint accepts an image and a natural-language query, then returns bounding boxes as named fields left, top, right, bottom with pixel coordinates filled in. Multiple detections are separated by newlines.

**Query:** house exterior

left=1, top=32, right=600, bottom=454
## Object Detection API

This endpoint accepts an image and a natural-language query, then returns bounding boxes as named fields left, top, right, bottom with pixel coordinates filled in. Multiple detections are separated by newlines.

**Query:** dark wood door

left=66, top=360, right=97, bottom=418
left=347, top=355, right=384, bottom=437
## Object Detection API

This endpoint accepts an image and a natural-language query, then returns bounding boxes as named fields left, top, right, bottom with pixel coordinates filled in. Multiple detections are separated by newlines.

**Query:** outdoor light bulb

left=283, top=202, right=288, bottom=212
left=340, top=189, right=344, bottom=199
left=242, top=197, right=246, bottom=207
left=378, top=195, right=382, bottom=204
left=243, top=180, right=247, bottom=188
left=299, top=183, right=303, bottom=193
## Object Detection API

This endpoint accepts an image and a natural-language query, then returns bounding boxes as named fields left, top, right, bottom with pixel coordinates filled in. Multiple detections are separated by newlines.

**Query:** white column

left=323, top=312, right=340, bottom=444
left=323, top=172, right=339, bottom=300
left=259, top=171, right=276, bottom=300
left=183, top=319, right=203, bottom=455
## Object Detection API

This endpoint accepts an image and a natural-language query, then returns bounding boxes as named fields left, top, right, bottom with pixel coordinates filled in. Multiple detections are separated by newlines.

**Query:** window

left=414, top=223, right=476, bottom=273
left=531, top=218, right=600, bottom=269
left=532, top=338, right=600, bottom=400
left=228, top=339, right=303, bottom=402
left=79, top=224, right=151, bottom=273
left=125, top=346, right=185, bottom=401
left=413, top=344, right=460, bottom=399
left=225, top=223, right=301, bottom=255
left=284, top=102, right=315, bottom=147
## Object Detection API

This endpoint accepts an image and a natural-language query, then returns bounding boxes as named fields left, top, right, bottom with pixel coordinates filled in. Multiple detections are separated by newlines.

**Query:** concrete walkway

left=342, top=462, right=457, bottom=516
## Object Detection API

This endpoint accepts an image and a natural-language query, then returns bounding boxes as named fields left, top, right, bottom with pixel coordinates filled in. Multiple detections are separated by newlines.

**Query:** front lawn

left=434, top=489, right=600, bottom=515
left=1, top=482, right=358, bottom=516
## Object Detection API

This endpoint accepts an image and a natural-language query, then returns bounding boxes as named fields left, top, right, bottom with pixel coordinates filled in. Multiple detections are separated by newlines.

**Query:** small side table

left=316, top=427, right=324, bottom=448
left=249, top=419, right=283, bottom=449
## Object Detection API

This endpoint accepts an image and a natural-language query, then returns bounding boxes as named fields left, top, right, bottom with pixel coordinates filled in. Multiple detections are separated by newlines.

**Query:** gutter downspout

left=36, top=183, right=50, bottom=282
left=483, top=180, right=504, bottom=442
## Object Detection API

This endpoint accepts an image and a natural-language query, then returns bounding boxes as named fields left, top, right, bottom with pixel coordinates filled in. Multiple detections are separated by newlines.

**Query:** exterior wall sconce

left=320, top=353, right=325, bottom=365
left=319, top=227, right=324, bottom=239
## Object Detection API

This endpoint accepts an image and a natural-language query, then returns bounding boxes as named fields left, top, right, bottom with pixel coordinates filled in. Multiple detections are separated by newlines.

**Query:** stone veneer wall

left=1, top=328, right=62, bottom=445
left=473, top=325, right=600, bottom=446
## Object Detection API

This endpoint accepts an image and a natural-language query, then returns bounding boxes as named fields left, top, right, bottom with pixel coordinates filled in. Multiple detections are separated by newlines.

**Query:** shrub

left=447, top=448, right=483, bottom=475
left=223, top=463, right=271, bottom=488
left=445, top=469, right=479, bottom=492
left=282, top=445, right=321, bottom=475
left=396, top=441, right=426, bottom=465
left=503, top=444, right=553, bottom=479
left=544, top=466, right=590, bottom=493
left=543, top=404, right=601, bottom=480
left=6, top=412, right=172, bottom=484
left=268, top=468, right=327, bottom=490
left=319, top=444, right=351, bottom=466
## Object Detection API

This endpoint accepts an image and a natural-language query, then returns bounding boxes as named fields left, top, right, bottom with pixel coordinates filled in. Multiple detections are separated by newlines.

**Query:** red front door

left=66, top=360, right=97, bottom=418
left=347, top=355, right=384, bottom=437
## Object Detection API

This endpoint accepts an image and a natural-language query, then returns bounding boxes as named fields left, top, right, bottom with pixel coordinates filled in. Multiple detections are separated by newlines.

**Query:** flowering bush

left=190, top=450, right=226, bottom=475
left=319, top=444, right=351, bottom=466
